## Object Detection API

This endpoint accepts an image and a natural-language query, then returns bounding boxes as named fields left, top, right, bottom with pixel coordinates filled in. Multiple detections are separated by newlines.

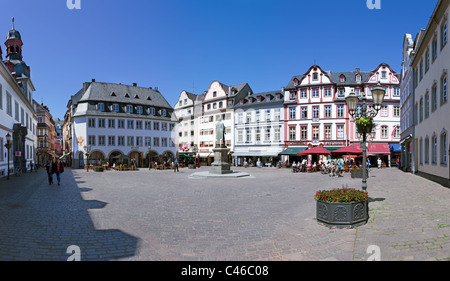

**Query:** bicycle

left=14, top=167, right=22, bottom=177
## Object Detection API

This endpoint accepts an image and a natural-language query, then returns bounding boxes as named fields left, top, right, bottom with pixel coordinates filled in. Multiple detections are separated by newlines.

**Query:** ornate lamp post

left=4, top=133, right=12, bottom=180
left=83, top=145, right=92, bottom=172
left=346, top=82, right=386, bottom=191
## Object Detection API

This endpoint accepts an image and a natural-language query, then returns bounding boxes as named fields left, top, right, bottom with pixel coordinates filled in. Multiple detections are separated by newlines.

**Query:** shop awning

left=279, top=147, right=307, bottom=156
left=390, top=143, right=402, bottom=153
left=354, top=143, right=391, bottom=155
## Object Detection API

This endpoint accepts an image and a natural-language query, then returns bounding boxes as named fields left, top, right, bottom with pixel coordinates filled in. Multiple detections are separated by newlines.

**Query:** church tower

left=4, top=17, right=30, bottom=80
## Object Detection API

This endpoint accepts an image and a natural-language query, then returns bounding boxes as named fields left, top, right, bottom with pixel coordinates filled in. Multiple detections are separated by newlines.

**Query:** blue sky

left=1, top=0, right=439, bottom=120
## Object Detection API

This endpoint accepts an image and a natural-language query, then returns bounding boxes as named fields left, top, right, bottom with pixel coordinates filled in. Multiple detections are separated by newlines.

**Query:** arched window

left=441, top=131, right=447, bottom=165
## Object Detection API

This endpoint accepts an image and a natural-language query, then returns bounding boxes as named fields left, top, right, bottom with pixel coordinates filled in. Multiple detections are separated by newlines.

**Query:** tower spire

left=12, top=17, right=15, bottom=30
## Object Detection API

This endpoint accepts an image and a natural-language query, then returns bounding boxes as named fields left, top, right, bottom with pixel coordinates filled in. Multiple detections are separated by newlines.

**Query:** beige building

left=411, top=0, right=449, bottom=187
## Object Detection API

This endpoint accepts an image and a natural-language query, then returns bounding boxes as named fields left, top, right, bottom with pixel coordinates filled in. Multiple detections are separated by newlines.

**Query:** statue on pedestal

left=216, top=117, right=226, bottom=148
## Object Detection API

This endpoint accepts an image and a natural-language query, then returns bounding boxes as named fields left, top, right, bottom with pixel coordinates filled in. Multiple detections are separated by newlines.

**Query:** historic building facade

left=233, top=90, right=285, bottom=166
left=411, top=0, right=449, bottom=187
left=36, top=102, right=57, bottom=166
left=64, top=80, right=177, bottom=169
left=283, top=63, right=401, bottom=166
left=197, top=81, right=252, bottom=165
left=0, top=20, right=37, bottom=177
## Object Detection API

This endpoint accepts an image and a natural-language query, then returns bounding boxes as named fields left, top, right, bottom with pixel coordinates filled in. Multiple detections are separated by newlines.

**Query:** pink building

left=282, top=63, right=401, bottom=167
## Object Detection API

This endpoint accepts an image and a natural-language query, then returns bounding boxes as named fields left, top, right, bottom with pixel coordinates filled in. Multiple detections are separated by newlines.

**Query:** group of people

left=45, top=159, right=65, bottom=186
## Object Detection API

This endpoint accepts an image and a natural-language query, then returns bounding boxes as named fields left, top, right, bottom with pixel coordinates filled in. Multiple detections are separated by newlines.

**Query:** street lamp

left=148, top=146, right=151, bottom=170
left=84, top=145, right=91, bottom=172
left=4, top=133, right=12, bottom=180
left=346, top=82, right=386, bottom=191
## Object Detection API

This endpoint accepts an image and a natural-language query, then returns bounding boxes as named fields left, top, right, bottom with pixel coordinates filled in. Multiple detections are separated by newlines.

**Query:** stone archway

left=145, top=150, right=159, bottom=168
left=162, top=151, right=175, bottom=163
left=109, top=150, right=125, bottom=165
left=89, top=150, right=105, bottom=166
left=129, top=151, right=142, bottom=168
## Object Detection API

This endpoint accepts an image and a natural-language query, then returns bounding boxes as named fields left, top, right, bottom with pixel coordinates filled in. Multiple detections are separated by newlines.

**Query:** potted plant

left=356, top=116, right=374, bottom=134
left=93, top=166, right=104, bottom=172
left=315, top=186, right=369, bottom=228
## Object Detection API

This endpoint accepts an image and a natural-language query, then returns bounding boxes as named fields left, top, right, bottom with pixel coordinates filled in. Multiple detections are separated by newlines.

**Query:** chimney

left=356, top=68, right=360, bottom=73
left=92, top=79, right=96, bottom=82
left=132, top=83, right=137, bottom=87
left=83, top=82, right=91, bottom=92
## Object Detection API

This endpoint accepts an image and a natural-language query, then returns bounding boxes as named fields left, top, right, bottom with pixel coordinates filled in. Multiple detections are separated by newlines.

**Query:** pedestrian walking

left=52, top=158, right=65, bottom=186
left=377, top=158, right=382, bottom=169
left=45, top=161, right=53, bottom=185
left=174, top=159, right=179, bottom=172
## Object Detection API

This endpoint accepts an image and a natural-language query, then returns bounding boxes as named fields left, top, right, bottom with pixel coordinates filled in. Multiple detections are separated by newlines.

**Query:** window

left=14, top=102, right=19, bottom=121
left=432, top=135, right=438, bottom=164
left=324, top=88, right=331, bottom=97
left=419, top=138, right=423, bottom=165
left=153, top=121, right=159, bottom=131
left=312, top=126, right=319, bottom=141
left=275, top=109, right=281, bottom=121
left=136, top=120, right=143, bottom=130
left=394, top=106, right=400, bottom=117
left=274, top=128, right=280, bottom=141
left=127, top=136, right=134, bottom=147
left=432, top=84, right=437, bottom=112
left=162, top=109, right=167, bottom=116
left=290, top=108, right=296, bottom=120
left=6, top=92, right=12, bottom=116
left=118, top=119, right=125, bottom=129
left=425, top=92, right=430, bottom=118
left=381, top=105, right=388, bottom=117
left=112, top=104, right=119, bottom=112
left=88, top=135, right=96, bottom=146
left=161, top=138, right=168, bottom=147
left=137, top=106, right=143, bottom=114
left=394, top=126, right=400, bottom=138
left=237, top=130, right=243, bottom=143
left=150, top=108, right=156, bottom=115
left=153, top=137, right=160, bottom=147
left=313, top=106, right=319, bottom=120
left=98, top=136, right=105, bottom=146
left=420, top=59, right=423, bottom=81
left=255, top=111, right=260, bottom=122
left=337, top=125, right=344, bottom=140
left=301, top=90, right=307, bottom=99
left=108, top=119, right=115, bottom=128
left=337, top=105, right=344, bottom=118
left=98, top=118, right=105, bottom=128
left=381, top=126, right=388, bottom=138
left=301, top=107, right=308, bottom=119
left=394, top=88, right=400, bottom=96
left=88, top=118, right=96, bottom=128
left=213, top=91, right=217, bottom=97
left=118, top=136, right=125, bottom=146
left=289, top=127, right=296, bottom=141
left=301, top=126, right=308, bottom=140
left=432, top=36, right=438, bottom=62
left=442, top=74, right=448, bottom=105
left=127, top=120, right=134, bottom=129
left=255, top=129, right=261, bottom=142
left=313, top=73, right=318, bottom=80
left=108, top=136, right=115, bottom=146
left=356, top=75, right=361, bottom=82
left=324, top=125, right=331, bottom=140
left=136, top=136, right=143, bottom=147
left=219, top=101, right=223, bottom=108
left=425, top=137, right=430, bottom=164
left=145, top=137, right=151, bottom=147
left=0, top=83, right=2, bottom=110
left=382, top=71, right=387, bottom=79
left=126, top=105, right=133, bottom=113
left=265, top=110, right=271, bottom=121
left=441, top=132, right=447, bottom=165
left=213, top=103, right=217, bottom=109
left=420, top=98, right=424, bottom=122
left=425, top=48, right=430, bottom=73
left=312, top=89, right=319, bottom=98
left=441, top=18, right=448, bottom=49
left=324, top=106, right=331, bottom=118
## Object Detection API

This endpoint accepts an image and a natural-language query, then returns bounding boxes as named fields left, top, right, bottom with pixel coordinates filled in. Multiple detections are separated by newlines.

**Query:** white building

left=197, top=81, right=252, bottom=165
left=411, top=0, right=449, bottom=187
left=233, top=90, right=285, bottom=166
left=173, top=90, right=204, bottom=155
left=65, top=80, right=177, bottom=169
left=0, top=21, right=37, bottom=177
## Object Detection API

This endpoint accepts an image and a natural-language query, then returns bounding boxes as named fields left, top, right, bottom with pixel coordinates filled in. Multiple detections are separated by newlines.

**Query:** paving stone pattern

left=0, top=166, right=448, bottom=261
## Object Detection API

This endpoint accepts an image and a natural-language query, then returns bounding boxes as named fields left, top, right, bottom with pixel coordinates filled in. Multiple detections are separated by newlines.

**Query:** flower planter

left=93, top=167, right=104, bottom=172
left=351, top=169, right=369, bottom=178
left=316, top=200, right=368, bottom=228
left=188, top=165, right=196, bottom=169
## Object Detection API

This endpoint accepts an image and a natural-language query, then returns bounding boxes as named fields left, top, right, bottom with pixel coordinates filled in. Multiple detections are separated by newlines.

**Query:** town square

left=0, top=0, right=449, bottom=267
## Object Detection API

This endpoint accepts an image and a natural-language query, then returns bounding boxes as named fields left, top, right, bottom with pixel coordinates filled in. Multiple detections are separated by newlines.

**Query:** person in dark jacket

left=46, top=161, right=53, bottom=185
left=52, top=159, right=65, bottom=186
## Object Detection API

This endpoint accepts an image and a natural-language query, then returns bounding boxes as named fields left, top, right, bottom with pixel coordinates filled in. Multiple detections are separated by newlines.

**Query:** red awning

left=297, top=146, right=332, bottom=155
left=331, top=146, right=363, bottom=155
left=354, top=143, right=391, bottom=155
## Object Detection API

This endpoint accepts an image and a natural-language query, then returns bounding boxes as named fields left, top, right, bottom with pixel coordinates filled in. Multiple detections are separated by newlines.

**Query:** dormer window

left=126, top=105, right=133, bottom=113
left=97, top=103, right=105, bottom=112
left=213, top=91, right=217, bottom=98
left=150, top=107, right=156, bottom=115
left=340, top=75, right=346, bottom=82
left=162, top=109, right=167, bottom=117
left=293, top=79, right=298, bottom=86
left=313, top=73, right=318, bottom=81
left=137, top=106, right=143, bottom=114
left=112, top=104, right=119, bottom=112
left=356, top=75, right=361, bottom=82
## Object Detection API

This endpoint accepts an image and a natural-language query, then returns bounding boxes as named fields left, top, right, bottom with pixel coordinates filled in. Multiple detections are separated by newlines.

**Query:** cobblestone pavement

left=0, top=166, right=448, bottom=261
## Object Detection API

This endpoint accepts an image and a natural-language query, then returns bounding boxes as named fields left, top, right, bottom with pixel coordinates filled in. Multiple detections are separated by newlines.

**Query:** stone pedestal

left=210, top=147, right=233, bottom=175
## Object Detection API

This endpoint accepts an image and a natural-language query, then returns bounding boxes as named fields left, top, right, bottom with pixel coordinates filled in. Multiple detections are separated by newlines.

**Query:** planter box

left=188, top=165, right=196, bottom=169
left=93, top=167, right=104, bottom=172
left=351, top=169, right=368, bottom=178
left=316, top=200, right=368, bottom=228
